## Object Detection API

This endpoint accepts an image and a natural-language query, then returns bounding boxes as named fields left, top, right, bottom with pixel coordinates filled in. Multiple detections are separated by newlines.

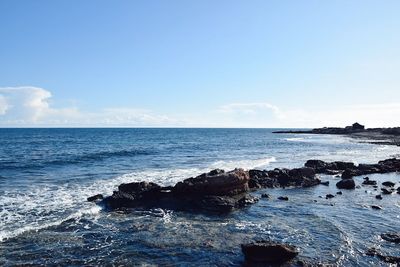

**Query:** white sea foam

left=0, top=156, right=276, bottom=242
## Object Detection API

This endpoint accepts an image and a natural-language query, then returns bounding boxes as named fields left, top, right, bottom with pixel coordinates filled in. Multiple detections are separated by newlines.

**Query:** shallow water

left=0, top=128, right=399, bottom=266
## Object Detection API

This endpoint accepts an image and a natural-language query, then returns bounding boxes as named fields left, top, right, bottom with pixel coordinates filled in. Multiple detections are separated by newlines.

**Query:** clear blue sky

left=0, top=1, right=399, bottom=127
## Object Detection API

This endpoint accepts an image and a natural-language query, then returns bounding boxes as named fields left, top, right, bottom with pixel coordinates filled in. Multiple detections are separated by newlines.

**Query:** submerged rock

left=371, top=205, right=383, bottom=210
left=381, top=188, right=394, bottom=195
left=336, top=179, right=355, bottom=189
left=366, top=247, right=400, bottom=264
left=381, top=233, right=400, bottom=243
left=278, top=196, right=289, bottom=201
left=241, top=241, right=298, bottom=263
left=376, top=195, right=383, bottom=200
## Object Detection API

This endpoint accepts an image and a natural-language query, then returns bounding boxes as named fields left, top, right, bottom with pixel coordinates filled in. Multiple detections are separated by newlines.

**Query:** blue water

left=0, top=128, right=399, bottom=266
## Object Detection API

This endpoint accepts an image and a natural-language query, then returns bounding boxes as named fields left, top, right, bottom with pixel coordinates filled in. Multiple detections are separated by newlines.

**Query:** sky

left=0, top=0, right=399, bottom=128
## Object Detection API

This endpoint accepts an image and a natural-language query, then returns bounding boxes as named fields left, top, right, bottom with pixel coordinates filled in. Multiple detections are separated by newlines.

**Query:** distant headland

left=274, top=123, right=400, bottom=146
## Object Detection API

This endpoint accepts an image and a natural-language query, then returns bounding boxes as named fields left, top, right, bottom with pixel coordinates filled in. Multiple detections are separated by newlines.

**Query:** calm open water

left=0, top=128, right=399, bottom=266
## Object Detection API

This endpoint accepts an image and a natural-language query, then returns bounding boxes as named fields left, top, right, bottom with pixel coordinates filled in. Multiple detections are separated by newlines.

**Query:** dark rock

left=336, top=179, right=355, bottom=189
left=362, top=177, right=377, bottom=185
left=261, top=194, right=270, bottom=199
left=278, top=196, right=289, bottom=201
left=341, top=169, right=362, bottom=179
left=376, top=195, right=383, bottom=200
left=326, top=194, right=335, bottom=199
left=382, top=181, right=395, bottom=187
left=87, top=194, right=103, bottom=202
left=320, top=181, right=329, bottom=186
left=381, top=233, right=400, bottom=243
left=381, top=188, right=394, bottom=195
left=336, top=191, right=342, bottom=195
left=174, top=168, right=250, bottom=196
left=371, top=205, right=382, bottom=210
left=241, top=241, right=298, bottom=263
left=305, top=160, right=354, bottom=174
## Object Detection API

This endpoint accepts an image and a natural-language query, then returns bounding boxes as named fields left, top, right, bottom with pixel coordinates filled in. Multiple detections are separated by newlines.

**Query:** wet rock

left=375, top=195, right=383, bottom=200
left=371, top=205, right=383, bottom=210
left=336, top=178, right=355, bottom=189
left=336, top=191, right=342, bottom=195
left=174, top=168, right=250, bottom=196
left=341, top=169, right=362, bottom=179
left=381, top=188, right=394, bottom=195
left=381, top=233, right=400, bottom=243
left=278, top=196, right=289, bottom=201
left=87, top=194, right=103, bottom=202
left=305, top=160, right=354, bottom=173
left=101, top=169, right=258, bottom=213
left=320, top=181, right=329, bottom=186
left=367, top=248, right=400, bottom=264
left=241, top=241, right=298, bottom=263
left=249, top=167, right=320, bottom=189
left=261, top=193, right=270, bottom=199
left=382, top=181, right=395, bottom=187
left=326, top=194, right=335, bottom=199
left=362, top=177, right=377, bottom=186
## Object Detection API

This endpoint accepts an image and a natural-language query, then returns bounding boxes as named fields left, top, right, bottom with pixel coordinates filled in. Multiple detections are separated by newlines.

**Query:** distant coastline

left=274, top=122, right=400, bottom=146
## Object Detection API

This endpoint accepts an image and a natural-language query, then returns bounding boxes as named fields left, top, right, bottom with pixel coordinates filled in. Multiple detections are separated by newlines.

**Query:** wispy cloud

left=0, top=86, right=181, bottom=127
left=218, top=102, right=285, bottom=119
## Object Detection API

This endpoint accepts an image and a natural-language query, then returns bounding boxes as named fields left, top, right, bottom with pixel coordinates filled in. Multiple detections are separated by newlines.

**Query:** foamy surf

left=0, top=156, right=276, bottom=242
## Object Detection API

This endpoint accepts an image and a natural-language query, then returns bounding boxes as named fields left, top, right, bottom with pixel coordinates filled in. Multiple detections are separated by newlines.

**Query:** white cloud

left=1, top=86, right=399, bottom=128
left=0, top=86, right=182, bottom=127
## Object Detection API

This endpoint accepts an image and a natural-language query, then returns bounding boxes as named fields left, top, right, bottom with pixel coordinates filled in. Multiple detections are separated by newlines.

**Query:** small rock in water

left=241, top=241, right=298, bottom=263
left=320, top=181, right=329, bottom=186
left=278, top=196, right=289, bottom=201
left=382, top=181, right=395, bottom=187
left=87, top=194, right=103, bottom=202
left=336, top=178, right=355, bottom=189
left=375, top=195, right=383, bottom=200
left=362, top=177, right=377, bottom=186
left=261, top=193, right=270, bottom=199
left=381, top=233, right=400, bottom=243
left=326, top=194, right=335, bottom=199
left=381, top=188, right=394, bottom=195
left=336, top=191, right=342, bottom=195
left=371, top=205, right=383, bottom=210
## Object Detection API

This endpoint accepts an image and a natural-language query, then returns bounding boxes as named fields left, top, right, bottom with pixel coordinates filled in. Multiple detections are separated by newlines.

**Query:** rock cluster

left=100, top=169, right=258, bottom=213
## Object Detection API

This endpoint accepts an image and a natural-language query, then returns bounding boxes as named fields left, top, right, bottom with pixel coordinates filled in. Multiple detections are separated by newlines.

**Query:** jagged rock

left=326, top=194, right=335, bottom=199
left=336, top=179, right=355, bottom=189
left=336, top=191, right=342, bottom=195
left=249, top=167, right=320, bottom=189
left=376, top=195, right=383, bottom=200
left=366, top=247, right=400, bottom=264
left=371, top=205, right=382, bottom=210
left=381, top=233, right=400, bottom=243
left=174, top=169, right=249, bottom=196
left=241, top=241, right=298, bottom=263
left=261, top=194, right=270, bottom=199
left=320, top=181, right=329, bottom=186
left=87, top=194, right=103, bottom=202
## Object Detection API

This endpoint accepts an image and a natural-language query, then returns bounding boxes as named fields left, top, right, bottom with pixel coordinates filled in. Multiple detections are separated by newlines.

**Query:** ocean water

left=0, top=128, right=399, bottom=266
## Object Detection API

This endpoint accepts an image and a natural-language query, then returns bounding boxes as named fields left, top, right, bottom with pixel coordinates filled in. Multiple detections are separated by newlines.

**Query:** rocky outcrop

left=241, top=241, right=298, bottom=264
left=366, top=247, right=400, bottom=264
left=101, top=169, right=258, bottom=213
left=303, top=158, right=400, bottom=179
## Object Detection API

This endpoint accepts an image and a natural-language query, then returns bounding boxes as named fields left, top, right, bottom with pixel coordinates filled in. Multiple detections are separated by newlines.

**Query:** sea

left=0, top=128, right=399, bottom=266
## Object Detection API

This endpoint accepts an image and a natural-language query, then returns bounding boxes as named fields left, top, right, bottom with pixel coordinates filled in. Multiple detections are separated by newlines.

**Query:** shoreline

left=273, top=123, right=400, bottom=146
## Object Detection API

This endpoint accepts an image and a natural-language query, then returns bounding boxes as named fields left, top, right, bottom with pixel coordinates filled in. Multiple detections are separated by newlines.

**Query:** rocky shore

left=88, top=157, right=400, bottom=265
left=273, top=123, right=400, bottom=146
